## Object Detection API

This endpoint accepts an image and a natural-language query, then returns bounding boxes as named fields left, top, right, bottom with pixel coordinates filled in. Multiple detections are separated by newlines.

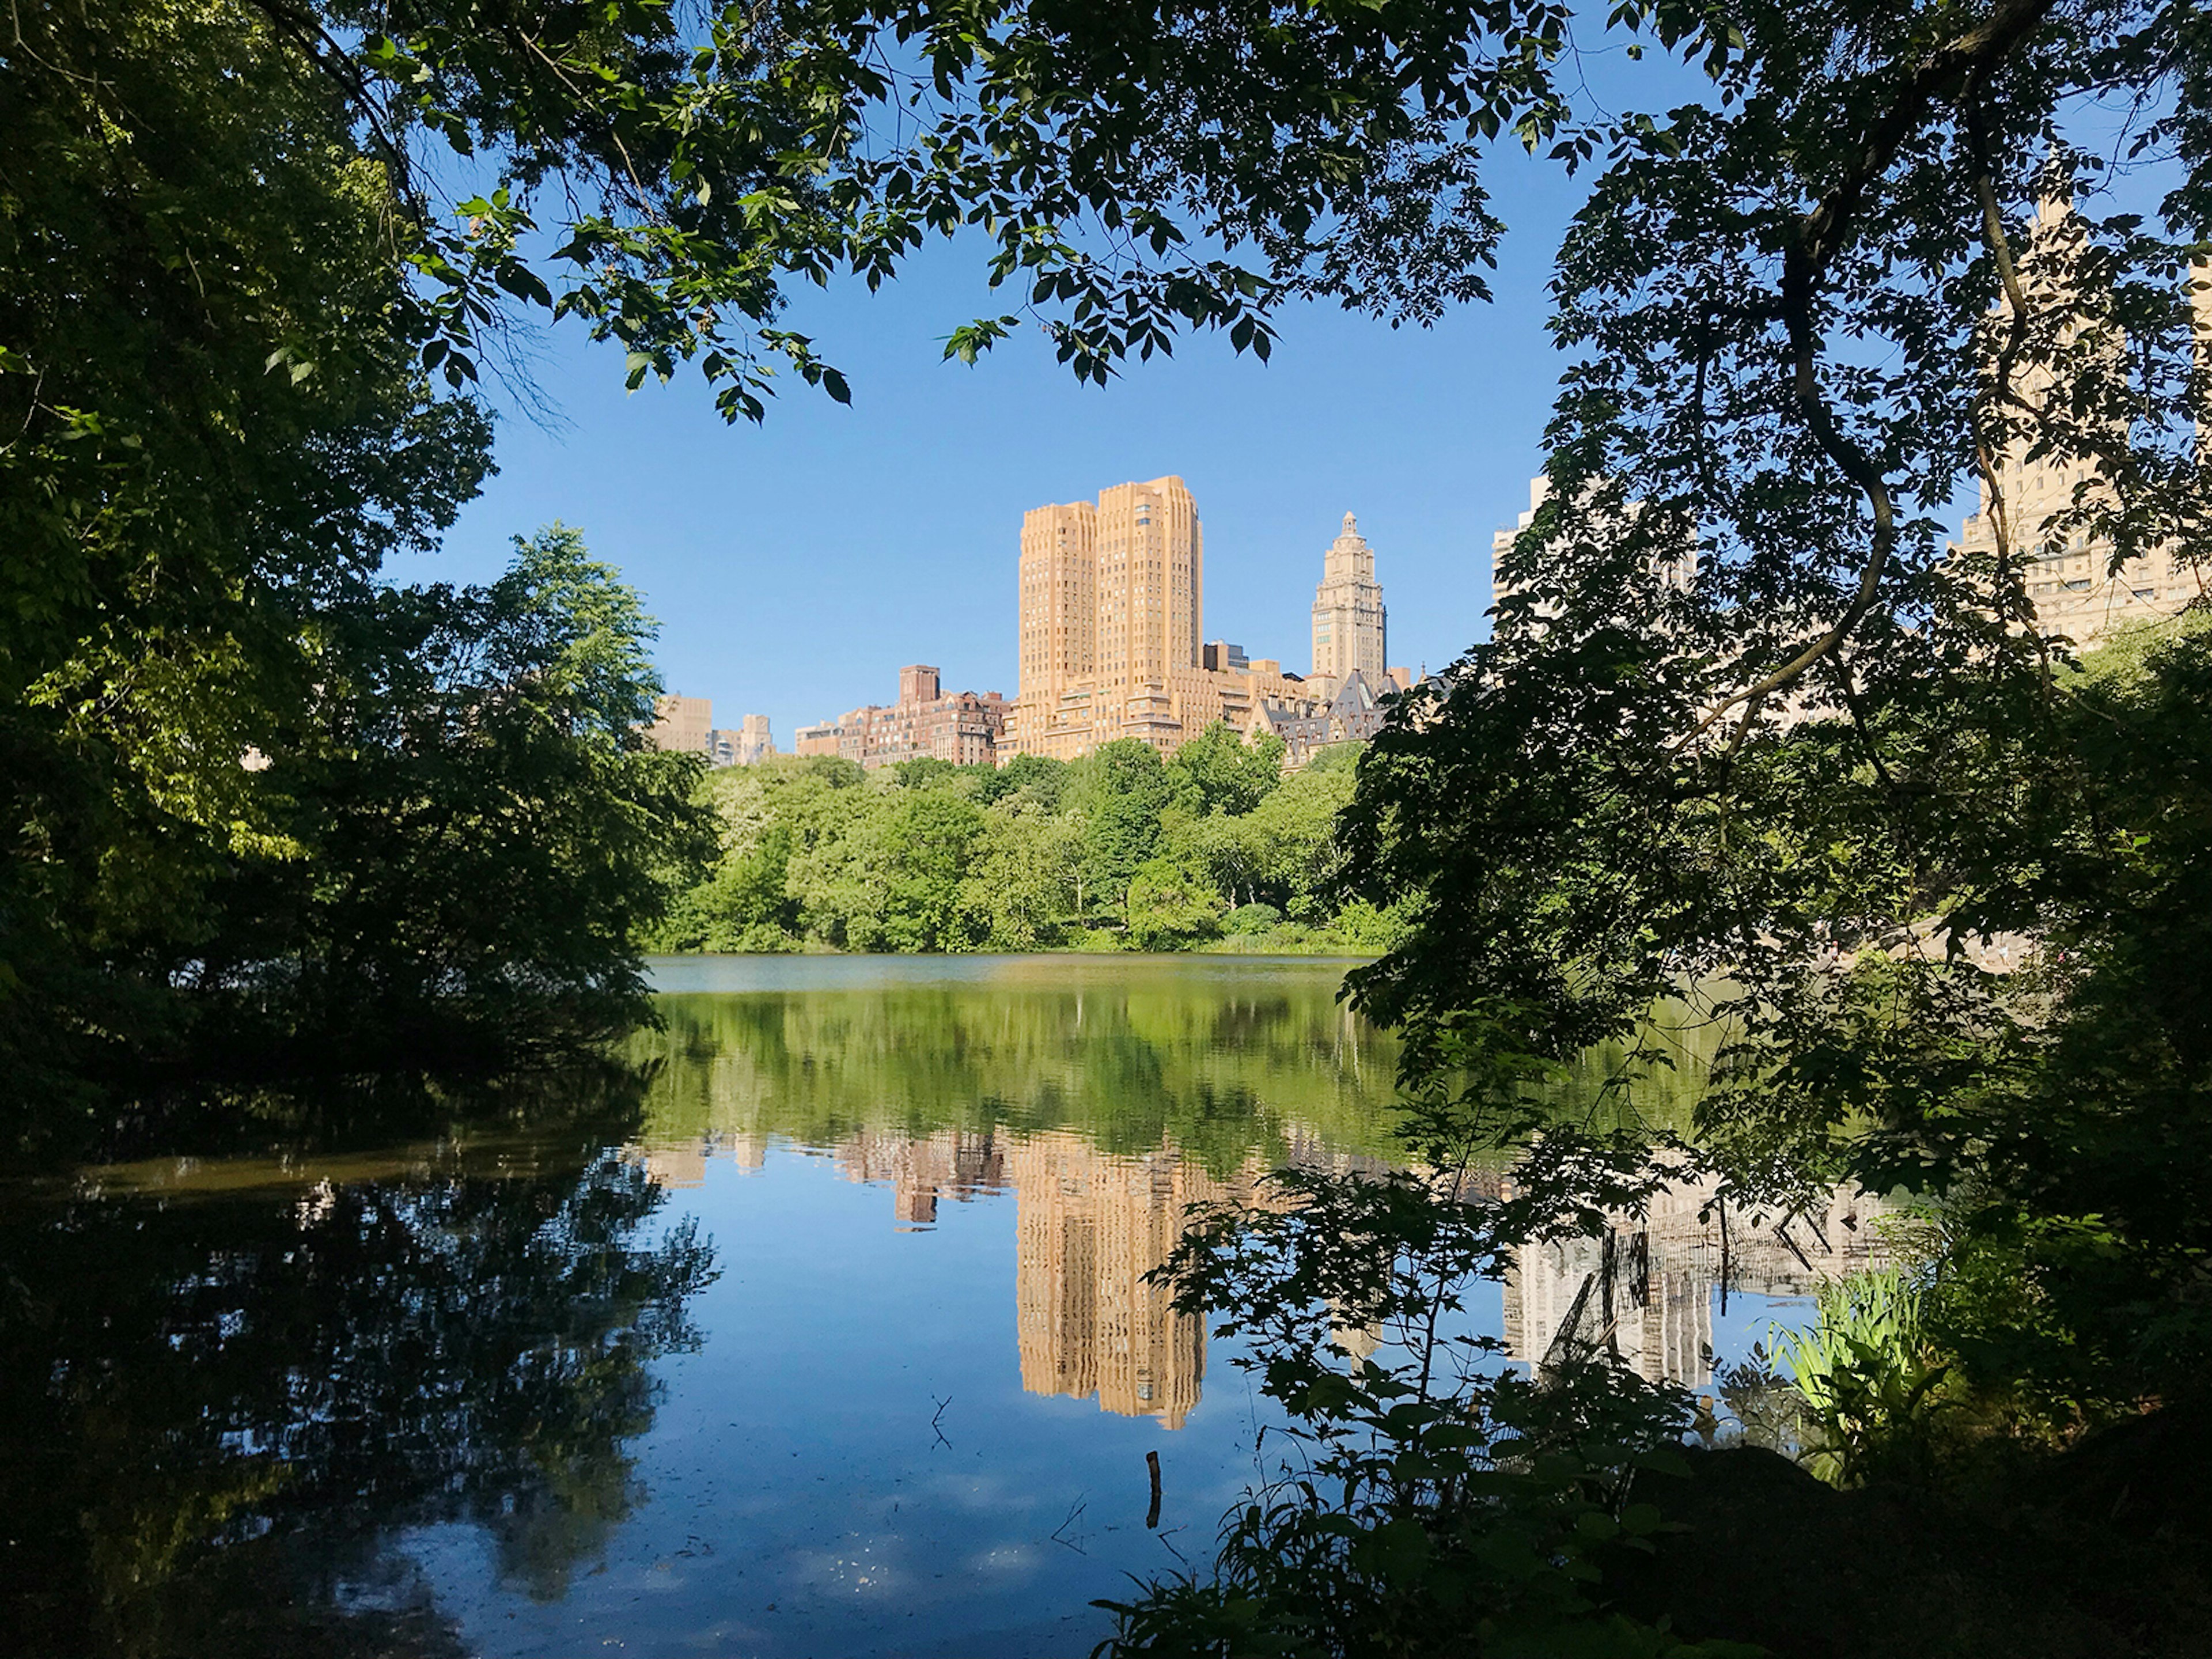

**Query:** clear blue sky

left=392, top=148, right=1594, bottom=745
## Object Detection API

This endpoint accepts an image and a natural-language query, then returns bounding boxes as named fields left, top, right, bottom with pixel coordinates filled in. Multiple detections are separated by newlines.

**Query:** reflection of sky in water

left=403, top=1149, right=1866, bottom=1653
left=35, top=957, right=1872, bottom=1658
left=406, top=1148, right=1271, bottom=1658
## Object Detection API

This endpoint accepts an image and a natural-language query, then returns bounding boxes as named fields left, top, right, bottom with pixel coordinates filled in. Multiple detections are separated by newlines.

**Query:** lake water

left=0, top=956, right=1885, bottom=1658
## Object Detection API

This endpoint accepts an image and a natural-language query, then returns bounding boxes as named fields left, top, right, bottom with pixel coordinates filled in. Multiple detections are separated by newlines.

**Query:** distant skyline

left=385, top=151, right=1591, bottom=745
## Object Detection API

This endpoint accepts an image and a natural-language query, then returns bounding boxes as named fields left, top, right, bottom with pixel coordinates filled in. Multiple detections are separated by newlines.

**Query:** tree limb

left=1682, top=0, right=2062, bottom=748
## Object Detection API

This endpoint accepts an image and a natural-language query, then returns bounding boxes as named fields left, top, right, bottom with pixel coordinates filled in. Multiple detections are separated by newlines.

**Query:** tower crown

left=1312, top=510, right=1385, bottom=681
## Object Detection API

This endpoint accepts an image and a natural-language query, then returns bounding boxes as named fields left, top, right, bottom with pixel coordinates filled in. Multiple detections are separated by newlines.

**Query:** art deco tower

left=1018, top=478, right=1202, bottom=703
left=1310, top=512, right=1386, bottom=687
left=1094, top=477, right=1203, bottom=684
left=1018, top=500, right=1097, bottom=702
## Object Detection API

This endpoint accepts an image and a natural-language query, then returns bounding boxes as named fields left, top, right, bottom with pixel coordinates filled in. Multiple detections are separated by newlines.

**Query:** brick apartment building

left=794, top=665, right=1009, bottom=768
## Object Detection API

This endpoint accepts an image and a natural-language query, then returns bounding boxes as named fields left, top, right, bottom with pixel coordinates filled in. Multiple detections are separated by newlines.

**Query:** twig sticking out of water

left=1050, top=1495, right=1089, bottom=1552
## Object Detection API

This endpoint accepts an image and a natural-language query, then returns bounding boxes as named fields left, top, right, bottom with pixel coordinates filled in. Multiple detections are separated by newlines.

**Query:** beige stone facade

left=796, top=665, right=1008, bottom=768
left=705, top=713, right=775, bottom=767
left=1490, top=477, right=1548, bottom=612
left=1491, top=476, right=1692, bottom=621
left=1954, top=233, right=2209, bottom=646
left=1009, top=476, right=1325, bottom=760
left=646, top=693, right=713, bottom=754
left=652, top=696, right=777, bottom=766
left=1310, top=512, right=1387, bottom=696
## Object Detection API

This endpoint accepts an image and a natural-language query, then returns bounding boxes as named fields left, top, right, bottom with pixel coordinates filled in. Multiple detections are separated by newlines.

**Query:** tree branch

left=244, top=0, right=427, bottom=225
left=1682, top=0, right=2062, bottom=748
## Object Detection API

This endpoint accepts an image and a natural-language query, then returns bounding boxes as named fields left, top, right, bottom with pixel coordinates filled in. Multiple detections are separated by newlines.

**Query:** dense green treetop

left=651, top=730, right=1397, bottom=956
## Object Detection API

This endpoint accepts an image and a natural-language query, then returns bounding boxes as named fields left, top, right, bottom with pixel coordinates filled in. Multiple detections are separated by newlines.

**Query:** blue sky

left=376, top=38, right=2154, bottom=749
left=391, top=147, right=1595, bottom=745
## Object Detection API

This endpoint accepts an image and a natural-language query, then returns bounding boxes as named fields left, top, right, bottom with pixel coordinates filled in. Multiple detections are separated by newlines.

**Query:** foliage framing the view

left=1331, top=0, right=2212, bottom=1436
left=10, top=0, right=2212, bottom=1650
left=0, top=0, right=1705, bottom=1122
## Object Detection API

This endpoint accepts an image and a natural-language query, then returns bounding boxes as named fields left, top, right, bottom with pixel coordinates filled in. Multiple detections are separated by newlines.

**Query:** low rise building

left=1262, top=666, right=1403, bottom=767
left=797, top=665, right=1009, bottom=768
left=646, top=693, right=713, bottom=754
left=706, top=713, right=776, bottom=767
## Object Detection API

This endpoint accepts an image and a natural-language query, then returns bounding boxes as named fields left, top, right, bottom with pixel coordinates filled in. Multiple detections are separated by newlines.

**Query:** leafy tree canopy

left=653, top=728, right=1400, bottom=955
left=1327, top=0, right=2212, bottom=1421
left=1171, top=721, right=1289, bottom=816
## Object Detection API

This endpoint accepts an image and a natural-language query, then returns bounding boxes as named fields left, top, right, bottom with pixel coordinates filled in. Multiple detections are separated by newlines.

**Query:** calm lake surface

left=1, top=956, right=1884, bottom=1658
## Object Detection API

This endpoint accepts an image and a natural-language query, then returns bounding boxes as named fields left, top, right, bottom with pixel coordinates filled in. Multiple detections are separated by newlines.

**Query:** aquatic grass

left=1770, top=1268, right=1951, bottom=1487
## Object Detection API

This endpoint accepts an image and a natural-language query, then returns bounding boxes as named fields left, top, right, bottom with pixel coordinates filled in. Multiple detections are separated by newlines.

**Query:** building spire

left=1312, top=511, right=1385, bottom=684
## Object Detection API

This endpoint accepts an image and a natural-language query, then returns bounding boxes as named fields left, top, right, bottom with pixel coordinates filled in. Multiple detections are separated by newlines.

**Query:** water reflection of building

left=1008, top=1134, right=1271, bottom=1430
left=824, top=1128, right=1305, bottom=1428
left=639, top=1124, right=1271, bottom=1427
left=832, top=1127, right=1395, bottom=1423
left=643, top=1116, right=1880, bottom=1421
left=1502, top=1179, right=1887, bottom=1388
left=834, top=1129, right=1007, bottom=1228
left=633, top=1132, right=770, bottom=1190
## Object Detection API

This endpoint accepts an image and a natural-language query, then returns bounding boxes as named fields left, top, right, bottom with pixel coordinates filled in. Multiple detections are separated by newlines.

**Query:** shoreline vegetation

left=645, top=730, right=1413, bottom=959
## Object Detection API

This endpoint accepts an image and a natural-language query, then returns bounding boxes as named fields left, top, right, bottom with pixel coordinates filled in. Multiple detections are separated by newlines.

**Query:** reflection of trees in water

left=631, top=979, right=1727, bottom=1179
left=1529, top=998, right=1728, bottom=1139
left=631, top=976, right=1870, bottom=1419
left=633, top=977, right=1403, bottom=1172
left=0, top=1146, right=715, bottom=1657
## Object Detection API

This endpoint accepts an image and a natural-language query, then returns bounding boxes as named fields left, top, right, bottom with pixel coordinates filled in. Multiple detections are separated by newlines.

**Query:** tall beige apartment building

left=1490, top=477, right=1549, bottom=612
left=1010, top=476, right=1324, bottom=760
left=1490, top=475, right=1693, bottom=620
left=649, top=696, right=777, bottom=766
left=705, top=713, right=776, bottom=767
left=1310, top=512, right=1387, bottom=694
left=1954, top=228, right=2209, bottom=646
